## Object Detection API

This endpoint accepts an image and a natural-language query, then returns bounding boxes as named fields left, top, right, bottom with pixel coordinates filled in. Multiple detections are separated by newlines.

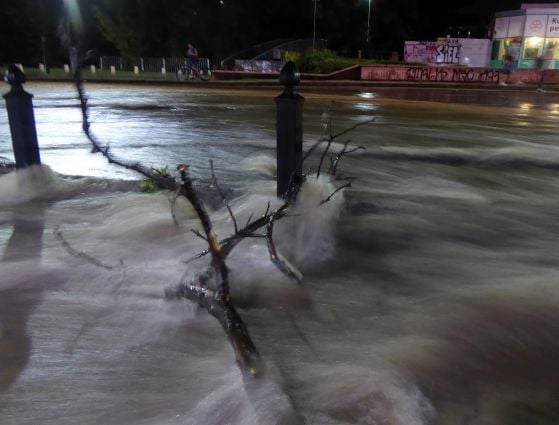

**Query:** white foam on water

left=182, top=363, right=303, bottom=425
left=227, top=242, right=308, bottom=307
left=292, top=364, right=434, bottom=425
left=0, top=260, right=65, bottom=292
left=0, top=165, right=60, bottom=206
left=239, top=154, right=276, bottom=178
left=275, top=175, right=344, bottom=269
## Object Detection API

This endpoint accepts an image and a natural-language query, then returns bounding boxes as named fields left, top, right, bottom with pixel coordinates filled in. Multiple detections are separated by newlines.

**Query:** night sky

left=0, top=0, right=551, bottom=65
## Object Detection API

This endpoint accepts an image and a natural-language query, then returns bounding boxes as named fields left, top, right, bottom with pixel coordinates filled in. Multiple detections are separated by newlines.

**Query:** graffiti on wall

left=405, top=67, right=502, bottom=82
left=404, top=41, right=438, bottom=64
left=405, top=38, right=491, bottom=67
left=436, top=38, right=462, bottom=65
left=361, top=65, right=557, bottom=84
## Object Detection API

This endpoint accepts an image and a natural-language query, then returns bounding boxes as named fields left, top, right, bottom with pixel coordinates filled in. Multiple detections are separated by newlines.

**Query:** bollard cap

left=279, top=61, right=300, bottom=94
left=4, top=64, right=26, bottom=87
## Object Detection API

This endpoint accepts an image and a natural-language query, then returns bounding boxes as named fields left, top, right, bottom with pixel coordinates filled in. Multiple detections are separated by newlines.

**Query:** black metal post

left=2, top=65, right=41, bottom=169
left=275, top=61, right=304, bottom=198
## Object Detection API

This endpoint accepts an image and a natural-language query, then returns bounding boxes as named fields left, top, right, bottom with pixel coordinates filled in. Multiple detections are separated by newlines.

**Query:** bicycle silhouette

left=177, top=59, right=210, bottom=81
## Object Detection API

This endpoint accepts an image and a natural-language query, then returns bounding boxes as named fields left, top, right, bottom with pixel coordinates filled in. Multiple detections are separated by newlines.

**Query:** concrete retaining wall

left=214, top=64, right=559, bottom=85
left=361, top=65, right=559, bottom=84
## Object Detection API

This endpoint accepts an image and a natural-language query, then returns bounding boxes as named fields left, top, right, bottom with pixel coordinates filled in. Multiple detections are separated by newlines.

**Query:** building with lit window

left=491, top=3, right=559, bottom=69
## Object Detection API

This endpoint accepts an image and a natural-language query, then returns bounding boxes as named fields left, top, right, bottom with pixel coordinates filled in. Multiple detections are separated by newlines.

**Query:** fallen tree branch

left=167, top=282, right=262, bottom=375
left=65, top=37, right=264, bottom=374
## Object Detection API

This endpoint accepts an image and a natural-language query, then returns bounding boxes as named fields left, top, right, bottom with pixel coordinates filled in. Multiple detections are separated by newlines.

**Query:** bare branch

left=305, top=117, right=374, bottom=174
left=331, top=117, right=376, bottom=141
left=65, top=36, right=263, bottom=375
left=329, top=140, right=367, bottom=176
left=344, top=146, right=368, bottom=155
left=210, top=160, right=239, bottom=233
left=264, top=201, right=271, bottom=217
left=265, top=216, right=302, bottom=283
left=316, top=136, right=333, bottom=179
left=184, top=199, right=291, bottom=264
left=303, top=137, right=329, bottom=162
left=176, top=164, right=230, bottom=301
left=245, top=212, right=254, bottom=228
left=191, top=229, right=208, bottom=242
left=168, top=191, right=181, bottom=226
left=54, top=226, right=120, bottom=271
left=320, top=182, right=351, bottom=205
left=68, top=50, right=178, bottom=192
left=183, top=248, right=211, bottom=264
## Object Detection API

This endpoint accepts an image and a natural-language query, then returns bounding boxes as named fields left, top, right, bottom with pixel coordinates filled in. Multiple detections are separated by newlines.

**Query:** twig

left=320, top=182, right=351, bottom=205
left=54, top=226, right=119, bottom=271
left=265, top=216, right=302, bottom=283
left=303, top=137, right=328, bottom=162
left=245, top=212, right=254, bottom=228
left=304, top=117, right=374, bottom=168
left=331, top=117, right=376, bottom=141
left=168, top=191, right=181, bottom=226
left=191, top=229, right=208, bottom=242
left=329, top=141, right=367, bottom=175
left=183, top=248, right=210, bottom=264
left=210, top=160, right=238, bottom=233
left=316, top=137, right=333, bottom=179
left=184, top=200, right=291, bottom=264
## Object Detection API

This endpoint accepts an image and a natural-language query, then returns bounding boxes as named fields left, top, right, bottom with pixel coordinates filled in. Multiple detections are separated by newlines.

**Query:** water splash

left=276, top=175, right=344, bottom=269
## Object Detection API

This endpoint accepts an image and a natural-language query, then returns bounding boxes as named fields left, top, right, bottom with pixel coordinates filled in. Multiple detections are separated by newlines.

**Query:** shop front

left=492, top=4, right=559, bottom=69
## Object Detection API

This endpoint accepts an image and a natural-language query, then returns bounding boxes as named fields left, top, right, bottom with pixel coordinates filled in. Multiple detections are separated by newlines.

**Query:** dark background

left=0, top=0, right=546, bottom=66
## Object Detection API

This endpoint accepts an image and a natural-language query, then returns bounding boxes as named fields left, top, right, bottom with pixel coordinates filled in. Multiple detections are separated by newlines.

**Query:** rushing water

left=1, top=82, right=559, bottom=425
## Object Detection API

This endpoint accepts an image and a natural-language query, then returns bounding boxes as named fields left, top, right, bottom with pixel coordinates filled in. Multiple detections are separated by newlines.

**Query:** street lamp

left=312, top=0, right=320, bottom=49
left=366, top=0, right=372, bottom=55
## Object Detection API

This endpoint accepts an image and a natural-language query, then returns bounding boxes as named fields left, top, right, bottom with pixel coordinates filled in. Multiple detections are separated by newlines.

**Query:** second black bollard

left=3, top=65, right=41, bottom=169
left=275, top=61, right=304, bottom=198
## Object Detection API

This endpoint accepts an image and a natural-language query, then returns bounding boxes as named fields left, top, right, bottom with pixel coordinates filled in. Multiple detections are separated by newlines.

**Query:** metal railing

left=99, top=56, right=211, bottom=73
left=99, top=56, right=124, bottom=71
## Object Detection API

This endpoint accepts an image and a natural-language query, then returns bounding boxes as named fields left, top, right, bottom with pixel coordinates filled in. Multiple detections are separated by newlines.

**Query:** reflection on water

left=1, top=83, right=559, bottom=424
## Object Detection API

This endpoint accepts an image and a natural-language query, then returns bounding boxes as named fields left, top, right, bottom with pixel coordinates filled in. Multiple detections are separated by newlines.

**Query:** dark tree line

left=0, top=0, right=526, bottom=66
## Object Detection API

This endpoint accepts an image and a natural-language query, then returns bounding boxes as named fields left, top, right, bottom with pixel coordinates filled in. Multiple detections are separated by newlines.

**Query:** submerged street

left=1, top=82, right=559, bottom=424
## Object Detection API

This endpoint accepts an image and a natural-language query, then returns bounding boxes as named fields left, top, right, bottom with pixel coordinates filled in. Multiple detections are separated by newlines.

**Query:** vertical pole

left=312, top=0, right=319, bottom=49
left=275, top=61, right=304, bottom=198
left=366, top=0, right=372, bottom=57
left=2, top=65, right=41, bottom=169
left=41, top=35, right=48, bottom=73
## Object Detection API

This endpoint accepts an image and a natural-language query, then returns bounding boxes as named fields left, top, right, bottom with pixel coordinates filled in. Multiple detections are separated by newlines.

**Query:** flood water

left=1, top=82, right=559, bottom=425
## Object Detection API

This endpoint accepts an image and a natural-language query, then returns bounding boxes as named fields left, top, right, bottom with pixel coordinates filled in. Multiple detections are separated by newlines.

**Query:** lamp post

left=366, top=0, right=372, bottom=56
left=312, top=0, right=320, bottom=49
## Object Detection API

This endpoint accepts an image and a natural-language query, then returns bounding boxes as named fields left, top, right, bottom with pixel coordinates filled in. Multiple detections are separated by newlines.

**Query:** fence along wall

left=99, top=56, right=211, bottom=73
